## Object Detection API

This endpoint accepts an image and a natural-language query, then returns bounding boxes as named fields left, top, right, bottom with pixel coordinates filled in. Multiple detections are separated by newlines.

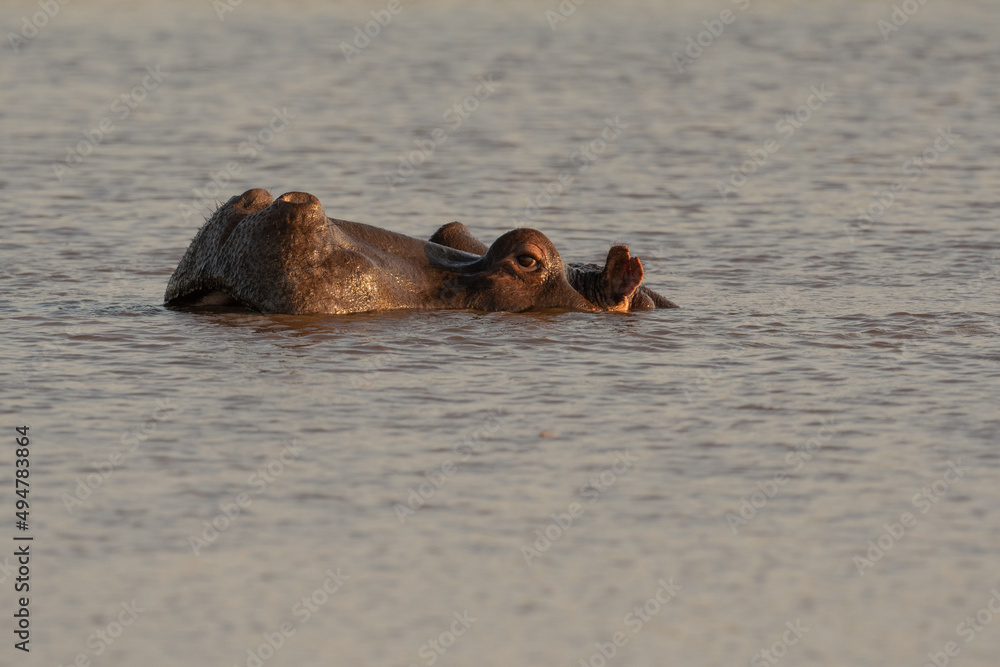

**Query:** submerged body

left=165, top=189, right=676, bottom=315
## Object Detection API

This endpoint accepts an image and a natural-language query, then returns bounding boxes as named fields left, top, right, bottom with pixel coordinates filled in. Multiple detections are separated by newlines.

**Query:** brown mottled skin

left=430, top=222, right=678, bottom=311
left=165, top=189, right=599, bottom=314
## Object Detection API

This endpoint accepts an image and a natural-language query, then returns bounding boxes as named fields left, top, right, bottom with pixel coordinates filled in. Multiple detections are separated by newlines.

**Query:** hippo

left=429, top=222, right=678, bottom=311
left=165, top=188, right=657, bottom=315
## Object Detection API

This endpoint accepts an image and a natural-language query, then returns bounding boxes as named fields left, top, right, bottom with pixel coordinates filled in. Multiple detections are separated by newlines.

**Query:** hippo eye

left=516, top=254, right=539, bottom=269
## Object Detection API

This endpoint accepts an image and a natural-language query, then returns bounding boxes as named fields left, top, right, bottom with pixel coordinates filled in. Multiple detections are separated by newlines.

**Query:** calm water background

left=2, top=0, right=999, bottom=665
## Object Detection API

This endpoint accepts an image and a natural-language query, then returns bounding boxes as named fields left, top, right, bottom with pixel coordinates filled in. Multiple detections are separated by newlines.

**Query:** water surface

left=2, top=1, right=999, bottom=665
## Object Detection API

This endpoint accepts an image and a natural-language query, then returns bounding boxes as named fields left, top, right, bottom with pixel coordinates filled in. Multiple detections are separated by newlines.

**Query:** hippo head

left=165, top=189, right=598, bottom=314
left=439, top=228, right=597, bottom=313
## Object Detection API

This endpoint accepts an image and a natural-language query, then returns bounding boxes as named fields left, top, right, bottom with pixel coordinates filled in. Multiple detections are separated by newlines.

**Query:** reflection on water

left=2, top=0, right=1000, bottom=665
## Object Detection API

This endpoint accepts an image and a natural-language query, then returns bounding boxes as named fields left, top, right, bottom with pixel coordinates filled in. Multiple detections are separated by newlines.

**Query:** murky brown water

left=2, top=0, right=1000, bottom=665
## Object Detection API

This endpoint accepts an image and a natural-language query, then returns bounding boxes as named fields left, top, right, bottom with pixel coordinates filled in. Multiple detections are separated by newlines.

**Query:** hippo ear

left=602, top=246, right=644, bottom=302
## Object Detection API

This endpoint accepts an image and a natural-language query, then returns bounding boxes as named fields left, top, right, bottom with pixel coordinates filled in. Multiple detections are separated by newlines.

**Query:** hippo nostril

left=270, top=192, right=327, bottom=222
left=276, top=191, right=321, bottom=207
left=235, top=188, right=274, bottom=211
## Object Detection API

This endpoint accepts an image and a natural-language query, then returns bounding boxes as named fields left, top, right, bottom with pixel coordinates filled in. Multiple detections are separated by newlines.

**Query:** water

left=2, top=0, right=999, bottom=665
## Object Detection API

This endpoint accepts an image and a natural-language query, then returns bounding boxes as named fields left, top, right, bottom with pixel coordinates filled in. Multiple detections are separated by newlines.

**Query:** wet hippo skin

left=165, top=189, right=607, bottom=315
left=430, top=222, right=678, bottom=311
